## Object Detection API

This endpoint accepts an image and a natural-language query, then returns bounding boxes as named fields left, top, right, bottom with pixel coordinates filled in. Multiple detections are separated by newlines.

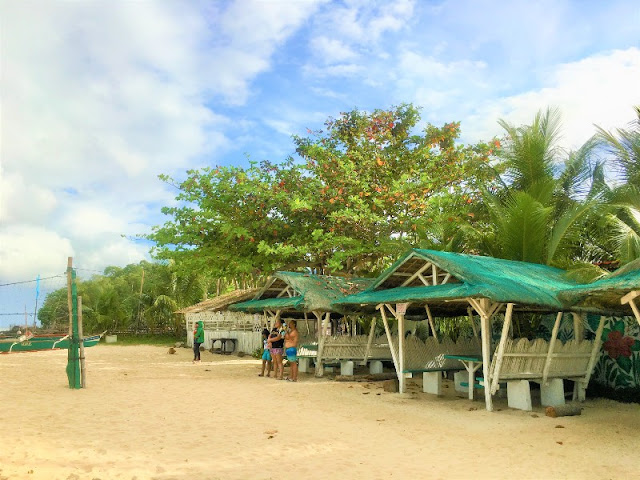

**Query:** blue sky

left=1, top=0, right=639, bottom=326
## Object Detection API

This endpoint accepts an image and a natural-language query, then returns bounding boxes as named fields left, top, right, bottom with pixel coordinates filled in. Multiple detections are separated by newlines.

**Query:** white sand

left=1, top=345, right=639, bottom=480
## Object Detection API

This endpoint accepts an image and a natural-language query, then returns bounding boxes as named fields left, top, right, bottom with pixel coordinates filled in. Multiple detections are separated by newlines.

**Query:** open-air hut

left=229, top=272, right=387, bottom=375
left=334, top=249, right=609, bottom=412
left=560, top=259, right=640, bottom=325
left=177, top=288, right=262, bottom=354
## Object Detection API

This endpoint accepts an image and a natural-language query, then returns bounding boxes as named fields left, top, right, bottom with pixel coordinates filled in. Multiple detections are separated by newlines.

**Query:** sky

left=1, top=0, right=639, bottom=326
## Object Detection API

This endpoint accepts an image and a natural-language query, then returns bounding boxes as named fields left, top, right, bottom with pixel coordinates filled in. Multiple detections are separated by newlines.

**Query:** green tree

left=596, top=107, right=640, bottom=265
left=463, top=108, right=605, bottom=266
left=149, top=104, right=498, bottom=277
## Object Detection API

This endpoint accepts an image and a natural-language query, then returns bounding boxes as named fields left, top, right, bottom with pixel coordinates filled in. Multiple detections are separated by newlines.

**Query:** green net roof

left=229, top=271, right=374, bottom=314
left=335, top=249, right=582, bottom=315
left=559, top=259, right=640, bottom=313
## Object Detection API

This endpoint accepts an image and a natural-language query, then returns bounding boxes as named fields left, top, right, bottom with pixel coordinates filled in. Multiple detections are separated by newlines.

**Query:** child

left=259, top=328, right=272, bottom=377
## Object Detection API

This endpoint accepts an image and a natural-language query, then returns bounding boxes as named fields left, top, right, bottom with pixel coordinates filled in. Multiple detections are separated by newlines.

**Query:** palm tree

left=464, top=108, right=605, bottom=266
left=596, top=107, right=640, bottom=265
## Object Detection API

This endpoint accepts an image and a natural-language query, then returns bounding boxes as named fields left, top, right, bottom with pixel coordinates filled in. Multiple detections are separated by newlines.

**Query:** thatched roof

left=175, top=288, right=260, bottom=314
left=229, top=272, right=374, bottom=315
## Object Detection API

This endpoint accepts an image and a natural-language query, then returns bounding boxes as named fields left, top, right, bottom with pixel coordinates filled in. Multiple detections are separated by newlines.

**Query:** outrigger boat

left=0, top=331, right=105, bottom=354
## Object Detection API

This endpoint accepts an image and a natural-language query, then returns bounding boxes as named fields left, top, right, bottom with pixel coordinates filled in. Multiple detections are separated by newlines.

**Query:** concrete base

left=369, top=360, right=383, bottom=374
left=323, top=366, right=334, bottom=373
left=105, top=335, right=117, bottom=344
left=340, top=360, right=354, bottom=376
left=299, top=357, right=311, bottom=373
left=423, top=371, right=442, bottom=395
left=541, top=378, right=565, bottom=407
left=454, top=371, right=468, bottom=393
left=507, top=380, right=533, bottom=411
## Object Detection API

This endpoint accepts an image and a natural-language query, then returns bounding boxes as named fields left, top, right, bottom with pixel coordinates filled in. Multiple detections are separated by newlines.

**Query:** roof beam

left=621, top=290, right=640, bottom=305
left=400, top=261, right=432, bottom=287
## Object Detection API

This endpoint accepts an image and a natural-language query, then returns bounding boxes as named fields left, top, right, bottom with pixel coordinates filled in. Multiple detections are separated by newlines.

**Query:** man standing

left=284, top=320, right=299, bottom=382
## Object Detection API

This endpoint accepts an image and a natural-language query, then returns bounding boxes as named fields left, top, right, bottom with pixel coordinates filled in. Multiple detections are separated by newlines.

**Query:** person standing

left=267, top=319, right=286, bottom=380
left=193, top=320, right=204, bottom=363
left=259, top=328, right=273, bottom=377
left=285, top=320, right=299, bottom=382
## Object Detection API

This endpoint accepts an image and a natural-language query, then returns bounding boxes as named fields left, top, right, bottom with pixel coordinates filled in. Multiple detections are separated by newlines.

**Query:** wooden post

left=315, top=312, right=330, bottom=377
left=425, top=304, right=438, bottom=341
left=78, top=296, right=86, bottom=388
left=542, top=312, right=563, bottom=384
left=379, top=305, right=400, bottom=385
left=468, top=298, right=497, bottom=411
left=571, top=312, right=584, bottom=340
left=67, top=257, right=73, bottom=337
left=363, top=316, right=377, bottom=365
left=490, top=303, right=514, bottom=394
left=577, top=315, right=606, bottom=400
left=398, top=310, right=406, bottom=394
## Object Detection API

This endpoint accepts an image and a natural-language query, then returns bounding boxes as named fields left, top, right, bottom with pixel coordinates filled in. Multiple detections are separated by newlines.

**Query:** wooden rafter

left=400, top=261, right=432, bottom=287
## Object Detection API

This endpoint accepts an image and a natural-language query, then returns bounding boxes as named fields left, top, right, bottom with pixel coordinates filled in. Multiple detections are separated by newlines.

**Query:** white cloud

left=463, top=48, right=640, bottom=149
left=0, top=0, right=320, bottom=280
left=0, top=225, right=74, bottom=279
left=310, top=37, right=358, bottom=64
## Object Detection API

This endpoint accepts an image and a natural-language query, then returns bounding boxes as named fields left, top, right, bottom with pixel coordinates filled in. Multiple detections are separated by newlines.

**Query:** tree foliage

left=149, top=104, right=498, bottom=276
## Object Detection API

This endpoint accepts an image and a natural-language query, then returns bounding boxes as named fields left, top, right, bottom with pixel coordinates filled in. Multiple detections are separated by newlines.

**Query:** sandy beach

left=1, top=345, right=639, bottom=480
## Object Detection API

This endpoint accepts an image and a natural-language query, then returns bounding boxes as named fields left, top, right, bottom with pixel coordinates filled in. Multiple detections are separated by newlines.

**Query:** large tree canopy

left=149, top=104, right=498, bottom=277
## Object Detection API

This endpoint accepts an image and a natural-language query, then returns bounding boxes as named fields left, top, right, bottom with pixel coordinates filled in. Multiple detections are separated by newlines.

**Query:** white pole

left=363, top=317, right=377, bottom=365
left=490, top=303, right=514, bottom=394
left=542, top=311, right=563, bottom=384
left=398, top=310, right=406, bottom=394
left=379, top=305, right=400, bottom=384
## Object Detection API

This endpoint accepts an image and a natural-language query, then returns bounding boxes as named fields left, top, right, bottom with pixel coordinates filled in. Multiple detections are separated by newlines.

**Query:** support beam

left=362, top=317, right=377, bottom=365
left=571, top=312, right=584, bottom=340
left=490, top=303, right=514, bottom=394
left=400, top=262, right=432, bottom=287
left=620, top=290, right=640, bottom=305
left=315, top=311, right=331, bottom=377
left=424, top=304, right=438, bottom=341
left=398, top=310, right=406, bottom=394
left=542, top=312, right=563, bottom=384
left=577, top=315, right=606, bottom=400
left=468, top=297, right=502, bottom=412
left=379, top=305, right=400, bottom=385
left=432, top=264, right=438, bottom=285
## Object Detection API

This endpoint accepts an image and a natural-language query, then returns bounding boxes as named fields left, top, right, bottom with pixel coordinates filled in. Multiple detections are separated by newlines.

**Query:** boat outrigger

left=0, top=332, right=105, bottom=354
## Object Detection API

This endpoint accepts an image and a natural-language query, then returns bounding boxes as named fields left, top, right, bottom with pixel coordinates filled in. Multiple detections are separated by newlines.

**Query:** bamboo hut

left=229, top=272, right=388, bottom=375
left=177, top=289, right=262, bottom=354
left=334, top=249, right=611, bottom=412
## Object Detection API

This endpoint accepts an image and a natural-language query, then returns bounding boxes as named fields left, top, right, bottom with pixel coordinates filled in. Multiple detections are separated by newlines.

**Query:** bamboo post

left=78, top=296, right=86, bottom=388
left=363, top=317, right=377, bottom=365
left=542, top=312, right=563, bottom=384
left=67, top=257, right=73, bottom=337
left=577, top=315, right=606, bottom=401
left=571, top=312, right=584, bottom=340
left=65, top=257, right=81, bottom=389
left=315, top=311, right=330, bottom=377
left=379, top=305, right=400, bottom=385
left=490, top=303, right=514, bottom=394
left=398, top=310, right=406, bottom=394
left=468, top=298, right=496, bottom=411
left=425, top=304, right=438, bottom=341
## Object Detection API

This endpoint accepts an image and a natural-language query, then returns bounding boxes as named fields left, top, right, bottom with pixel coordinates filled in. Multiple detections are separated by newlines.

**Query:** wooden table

left=443, top=354, right=483, bottom=400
